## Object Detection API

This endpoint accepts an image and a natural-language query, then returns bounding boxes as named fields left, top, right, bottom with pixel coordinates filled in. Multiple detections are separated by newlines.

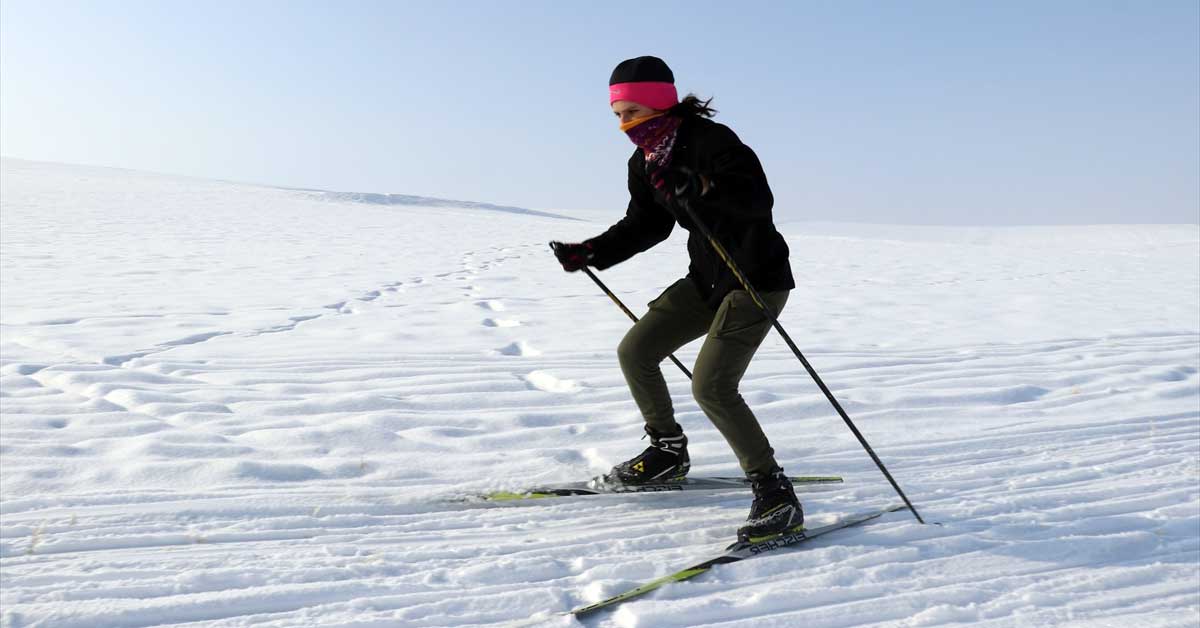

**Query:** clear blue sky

left=2, top=0, right=1197, bottom=224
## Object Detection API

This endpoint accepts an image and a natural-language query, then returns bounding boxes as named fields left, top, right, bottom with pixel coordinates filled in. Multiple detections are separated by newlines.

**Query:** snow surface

left=1, top=157, right=1198, bottom=627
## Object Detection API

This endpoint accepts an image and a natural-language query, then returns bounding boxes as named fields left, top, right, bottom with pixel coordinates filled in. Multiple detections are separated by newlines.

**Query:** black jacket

left=586, top=115, right=795, bottom=309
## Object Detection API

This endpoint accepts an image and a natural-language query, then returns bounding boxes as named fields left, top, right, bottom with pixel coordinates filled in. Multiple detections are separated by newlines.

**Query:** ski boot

left=602, top=424, right=690, bottom=486
left=737, top=466, right=804, bottom=544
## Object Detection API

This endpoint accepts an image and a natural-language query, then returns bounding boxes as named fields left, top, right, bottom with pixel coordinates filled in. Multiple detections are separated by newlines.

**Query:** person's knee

left=692, top=372, right=740, bottom=409
left=617, top=333, right=650, bottom=370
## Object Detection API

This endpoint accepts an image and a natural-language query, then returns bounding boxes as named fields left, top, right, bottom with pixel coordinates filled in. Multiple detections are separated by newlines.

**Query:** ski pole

left=676, top=190, right=926, bottom=524
left=549, top=242, right=694, bottom=380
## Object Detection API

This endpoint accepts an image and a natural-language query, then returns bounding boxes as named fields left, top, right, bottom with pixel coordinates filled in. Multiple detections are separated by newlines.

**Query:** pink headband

left=609, top=81, right=679, bottom=111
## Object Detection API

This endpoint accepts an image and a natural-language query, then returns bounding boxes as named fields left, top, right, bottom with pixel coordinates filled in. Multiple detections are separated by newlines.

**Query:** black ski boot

left=737, top=467, right=804, bottom=543
left=604, top=424, right=690, bottom=485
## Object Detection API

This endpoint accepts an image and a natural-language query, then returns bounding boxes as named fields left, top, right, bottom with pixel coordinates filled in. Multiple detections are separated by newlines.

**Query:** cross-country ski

left=570, top=503, right=908, bottom=617
left=470, top=475, right=844, bottom=502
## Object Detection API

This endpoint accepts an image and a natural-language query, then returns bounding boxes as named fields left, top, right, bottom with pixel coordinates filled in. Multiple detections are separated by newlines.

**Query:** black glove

left=550, top=241, right=594, bottom=272
left=670, top=167, right=722, bottom=230
left=672, top=166, right=713, bottom=203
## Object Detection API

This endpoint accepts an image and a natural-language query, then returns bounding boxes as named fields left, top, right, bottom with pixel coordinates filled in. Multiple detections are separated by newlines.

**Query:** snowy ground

left=1, top=158, right=1198, bottom=627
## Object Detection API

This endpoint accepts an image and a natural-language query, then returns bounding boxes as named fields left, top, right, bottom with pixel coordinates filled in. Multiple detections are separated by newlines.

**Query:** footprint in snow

left=1, top=364, right=48, bottom=376
left=495, top=341, right=542, bottom=357
left=160, top=331, right=231, bottom=347
left=482, top=318, right=521, bottom=328
left=476, top=300, right=506, bottom=312
left=523, top=370, right=580, bottom=393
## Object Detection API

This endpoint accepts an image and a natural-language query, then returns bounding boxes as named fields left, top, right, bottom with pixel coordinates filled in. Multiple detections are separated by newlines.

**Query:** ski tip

left=791, top=476, right=843, bottom=483
left=481, top=491, right=556, bottom=501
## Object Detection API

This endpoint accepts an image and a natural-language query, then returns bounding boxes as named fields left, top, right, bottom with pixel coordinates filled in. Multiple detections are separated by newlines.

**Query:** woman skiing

left=551, top=56, right=801, bottom=542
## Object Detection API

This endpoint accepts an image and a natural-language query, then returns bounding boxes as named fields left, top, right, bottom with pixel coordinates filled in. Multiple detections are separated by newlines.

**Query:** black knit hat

left=608, top=56, right=679, bottom=109
left=609, top=55, right=675, bottom=86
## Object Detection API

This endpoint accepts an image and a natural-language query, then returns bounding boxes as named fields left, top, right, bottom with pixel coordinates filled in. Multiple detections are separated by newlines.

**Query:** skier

left=552, top=56, right=801, bottom=542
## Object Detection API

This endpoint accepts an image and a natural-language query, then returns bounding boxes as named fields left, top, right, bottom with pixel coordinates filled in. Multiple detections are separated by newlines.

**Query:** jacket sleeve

left=690, top=125, right=774, bottom=221
left=584, top=155, right=676, bottom=270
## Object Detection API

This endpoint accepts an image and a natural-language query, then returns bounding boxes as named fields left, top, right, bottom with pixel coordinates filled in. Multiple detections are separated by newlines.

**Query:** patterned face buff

left=621, top=113, right=679, bottom=162
left=622, top=113, right=684, bottom=198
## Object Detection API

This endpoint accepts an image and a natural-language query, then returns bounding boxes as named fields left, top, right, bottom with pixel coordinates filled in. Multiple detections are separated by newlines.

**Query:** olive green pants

left=617, top=278, right=789, bottom=475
